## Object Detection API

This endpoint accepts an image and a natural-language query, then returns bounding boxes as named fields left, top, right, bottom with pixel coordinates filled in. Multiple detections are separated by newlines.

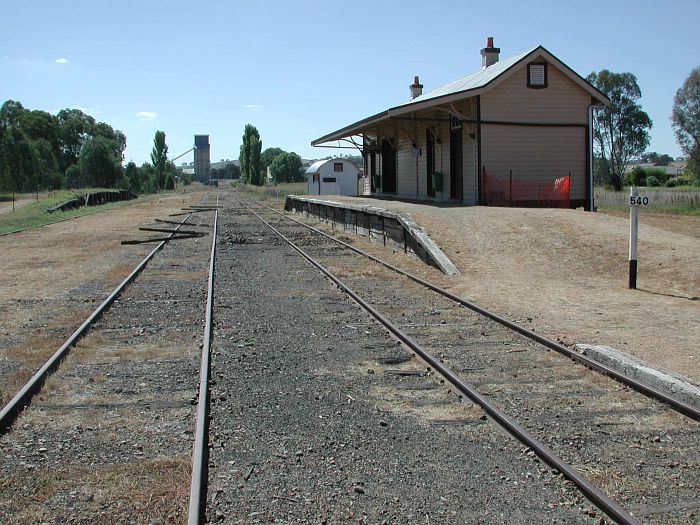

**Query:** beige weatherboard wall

left=311, top=38, right=610, bottom=210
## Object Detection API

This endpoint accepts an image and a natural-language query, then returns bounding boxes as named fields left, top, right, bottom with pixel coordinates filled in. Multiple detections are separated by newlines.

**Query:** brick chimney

left=409, top=76, right=423, bottom=99
left=481, top=36, right=500, bottom=68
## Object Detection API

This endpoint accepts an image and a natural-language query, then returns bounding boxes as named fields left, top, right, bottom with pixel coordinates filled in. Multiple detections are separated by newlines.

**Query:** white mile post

left=629, top=186, right=639, bottom=289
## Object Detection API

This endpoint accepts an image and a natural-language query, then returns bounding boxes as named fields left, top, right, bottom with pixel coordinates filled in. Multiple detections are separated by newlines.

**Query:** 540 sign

left=629, top=195, right=650, bottom=206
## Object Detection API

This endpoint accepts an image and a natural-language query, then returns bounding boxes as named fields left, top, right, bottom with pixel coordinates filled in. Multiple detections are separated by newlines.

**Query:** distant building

left=194, top=135, right=211, bottom=183
left=306, top=158, right=360, bottom=196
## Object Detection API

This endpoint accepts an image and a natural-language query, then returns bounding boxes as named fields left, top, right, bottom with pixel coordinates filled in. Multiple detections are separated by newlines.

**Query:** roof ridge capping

left=390, top=45, right=610, bottom=115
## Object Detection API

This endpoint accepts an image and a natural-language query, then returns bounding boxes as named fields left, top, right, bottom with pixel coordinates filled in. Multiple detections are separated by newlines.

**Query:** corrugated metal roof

left=311, top=45, right=610, bottom=146
left=305, top=160, right=328, bottom=174
left=395, top=46, right=538, bottom=108
left=304, top=158, right=358, bottom=174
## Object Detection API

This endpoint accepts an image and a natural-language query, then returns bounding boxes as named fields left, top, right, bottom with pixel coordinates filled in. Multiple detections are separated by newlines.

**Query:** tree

left=671, top=67, right=700, bottom=183
left=79, top=135, right=123, bottom=187
left=150, top=130, right=168, bottom=189
left=124, top=161, right=151, bottom=193
left=261, top=147, right=285, bottom=173
left=0, top=125, right=39, bottom=209
left=587, top=70, right=652, bottom=190
left=0, top=100, right=26, bottom=129
left=269, top=151, right=303, bottom=183
left=32, top=138, right=60, bottom=195
left=56, top=108, right=96, bottom=172
left=239, top=124, right=262, bottom=185
left=641, top=152, right=674, bottom=166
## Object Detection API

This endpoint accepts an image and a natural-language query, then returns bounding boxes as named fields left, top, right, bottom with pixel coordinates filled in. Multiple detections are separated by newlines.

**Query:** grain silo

left=194, top=135, right=211, bottom=183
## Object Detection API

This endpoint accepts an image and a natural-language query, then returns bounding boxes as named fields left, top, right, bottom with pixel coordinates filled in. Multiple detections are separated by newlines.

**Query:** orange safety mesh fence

left=483, top=171, right=570, bottom=208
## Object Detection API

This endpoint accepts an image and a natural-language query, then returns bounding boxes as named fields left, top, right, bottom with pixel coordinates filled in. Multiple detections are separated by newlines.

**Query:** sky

left=2, top=0, right=698, bottom=165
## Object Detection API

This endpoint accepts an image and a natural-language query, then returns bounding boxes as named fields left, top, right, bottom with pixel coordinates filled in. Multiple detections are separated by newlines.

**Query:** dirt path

left=297, top=196, right=700, bottom=385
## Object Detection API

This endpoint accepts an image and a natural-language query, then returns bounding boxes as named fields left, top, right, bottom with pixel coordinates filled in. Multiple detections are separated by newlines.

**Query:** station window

left=323, top=177, right=337, bottom=183
left=527, top=62, right=547, bottom=88
left=334, top=162, right=344, bottom=172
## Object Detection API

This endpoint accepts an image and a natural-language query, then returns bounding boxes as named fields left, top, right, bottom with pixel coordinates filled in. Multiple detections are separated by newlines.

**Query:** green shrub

left=626, top=166, right=671, bottom=186
left=164, top=174, right=175, bottom=190
left=665, top=177, right=679, bottom=188
left=646, top=175, right=660, bottom=187
left=646, top=167, right=669, bottom=183
left=625, top=166, right=646, bottom=186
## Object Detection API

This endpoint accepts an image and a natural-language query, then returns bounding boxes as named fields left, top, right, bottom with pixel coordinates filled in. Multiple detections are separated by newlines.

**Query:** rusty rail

left=239, top=197, right=642, bottom=525
left=249, top=198, right=700, bottom=422
left=187, top=203, right=218, bottom=524
left=0, top=212, right=195, bottom=433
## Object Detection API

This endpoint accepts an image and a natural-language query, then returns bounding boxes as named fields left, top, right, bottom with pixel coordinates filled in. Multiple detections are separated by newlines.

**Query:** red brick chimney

left=481, top=36, right=500, bottom=68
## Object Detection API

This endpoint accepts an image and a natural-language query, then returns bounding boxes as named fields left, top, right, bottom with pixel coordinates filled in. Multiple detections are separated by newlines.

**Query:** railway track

left=2, top=190, right=696, bottom=523
left=211, top=193, right=698, bottom=525
left=0, top=196, right=219, bottom=523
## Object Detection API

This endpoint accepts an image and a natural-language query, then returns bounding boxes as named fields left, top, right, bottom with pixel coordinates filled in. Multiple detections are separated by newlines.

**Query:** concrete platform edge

left=574, top=343, right=700, bottom=410
left=285, top=196, right=459, bottom=276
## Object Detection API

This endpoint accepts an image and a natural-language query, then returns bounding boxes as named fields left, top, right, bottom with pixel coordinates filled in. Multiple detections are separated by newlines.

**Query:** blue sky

left=2, top=0, right=698, bottom=165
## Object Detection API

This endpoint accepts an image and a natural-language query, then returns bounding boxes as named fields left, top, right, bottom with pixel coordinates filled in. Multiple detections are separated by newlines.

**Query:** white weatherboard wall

left=306, top=159, right=359, bottom=196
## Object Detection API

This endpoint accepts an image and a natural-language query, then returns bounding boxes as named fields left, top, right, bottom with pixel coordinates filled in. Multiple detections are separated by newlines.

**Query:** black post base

left=629, top=259, right=637, bottom=289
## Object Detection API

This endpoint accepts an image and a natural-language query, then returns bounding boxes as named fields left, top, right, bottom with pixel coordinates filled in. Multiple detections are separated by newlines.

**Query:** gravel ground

left=0, top=203, right=217, bottom=524
left=292, top=195, right=700, bottom=385
left=0, top=189, right=209, bottom=405
left=245, top=197, right=699, bottom=525
left=206, top=197, right=599, bottom=524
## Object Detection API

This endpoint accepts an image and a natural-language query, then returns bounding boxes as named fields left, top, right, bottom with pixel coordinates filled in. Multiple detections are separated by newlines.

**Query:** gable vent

left=527, top=62, right=548, bottom=88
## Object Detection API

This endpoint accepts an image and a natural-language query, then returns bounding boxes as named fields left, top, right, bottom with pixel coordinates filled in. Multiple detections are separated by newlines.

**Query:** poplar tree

left=239, top=124, right=262, bottom=185
left=150, top=130, right=168, bottom=189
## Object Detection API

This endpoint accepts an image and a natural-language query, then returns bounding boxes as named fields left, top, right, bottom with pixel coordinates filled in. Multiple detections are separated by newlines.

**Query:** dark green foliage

left=150, top=130, right=168, bottom=189
left=63, top=164, right=83, bottom=188
left=0, top=124, right=39, bottom=195
left=626, top=166, right=646, bottom=186
left=672, top=67, right=700, bottom=184
left=124, top=161, right=153, bottom=193
left=641, top=152, right=674, bottom=166
left=269, top=151, right=303, bottom=183
left=210, top=163, right=240, bottom=179
left=625, top=166, right=670, bottom=186
left=645, top=175, right=660, bottom=187
left=33, top=138, right=60, bottom=191
left=1, top=99, right=128, bottom=192
left=587, top=70, right=652, bottom=191
left=56, top=108, right=97, bottom=171
left=261, top=147, right=285, bottom=173
left=180, top=172, right=194, bottom=186
left=239, top=124, right=262, bottom=185
left=164, top=173, right=175, bottom=190
left=665, top=177, right=680, bottom=188
left=79, top=135, right=124, bottom=187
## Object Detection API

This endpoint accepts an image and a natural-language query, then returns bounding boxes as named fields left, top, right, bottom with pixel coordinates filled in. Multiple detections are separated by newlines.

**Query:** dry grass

left=579, top=466, right=625, bottom=492
left=1, top=334, right=68, bottom=404
left=1, top=458, right=191, bottom=525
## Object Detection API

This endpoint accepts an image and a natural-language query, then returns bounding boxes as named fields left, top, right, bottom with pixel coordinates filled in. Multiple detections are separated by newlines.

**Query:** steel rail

left=187, top=204, right=218, bottom=525
left=246, top=197, right=700, bottom=421
left=0, top=210, right=197, bottom=433
left=239, top=198, right=642, bottom=525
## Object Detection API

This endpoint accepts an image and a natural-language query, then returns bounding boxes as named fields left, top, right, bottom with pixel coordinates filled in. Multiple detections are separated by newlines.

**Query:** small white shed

left=306, top=158, right=359, bottom=196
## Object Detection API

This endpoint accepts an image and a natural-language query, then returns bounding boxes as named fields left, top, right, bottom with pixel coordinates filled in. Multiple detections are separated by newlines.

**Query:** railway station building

left=312, top=38, right=610, bottom=210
